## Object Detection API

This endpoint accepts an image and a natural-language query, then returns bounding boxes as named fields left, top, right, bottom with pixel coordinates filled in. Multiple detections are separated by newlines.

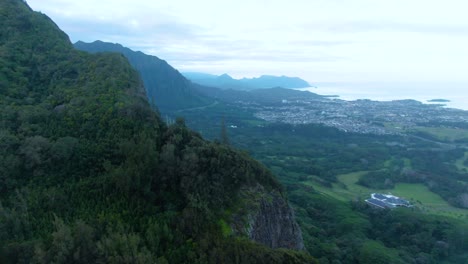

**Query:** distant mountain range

left=194, top=85, right=324, bottom=104
left=74, top=41, right=212, bottom=111
left=183, top=72, right=311, bottom=90
left=74, top=41, right=321, bottom=110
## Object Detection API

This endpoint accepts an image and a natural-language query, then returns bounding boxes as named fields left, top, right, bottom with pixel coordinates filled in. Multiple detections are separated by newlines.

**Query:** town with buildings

left=248, top=97, right=468, bottom=136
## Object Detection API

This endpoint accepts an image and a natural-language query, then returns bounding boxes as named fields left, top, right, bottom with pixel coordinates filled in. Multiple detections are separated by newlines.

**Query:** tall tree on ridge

left=220, top=117, right=229, bottom=145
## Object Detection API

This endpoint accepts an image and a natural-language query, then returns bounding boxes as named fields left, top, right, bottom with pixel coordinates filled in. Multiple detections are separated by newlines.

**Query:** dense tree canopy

left=0, top=1, right=313, bottom=263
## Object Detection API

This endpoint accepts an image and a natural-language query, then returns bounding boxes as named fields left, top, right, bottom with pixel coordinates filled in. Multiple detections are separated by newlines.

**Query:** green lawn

left=411, top=126, right=468, bottom=142
left=403, top=158, right=412, bottom=169
left=392, top=184, right=453, bottom=206
left=304, top=171, right=468, bottom=219
left=303, top=172, right=370, bottom=202
left=391, top=183, right=468, bottom=218
left=337, top=171, right=371, bottom=198
left=455, top=151, right=468, bottom=172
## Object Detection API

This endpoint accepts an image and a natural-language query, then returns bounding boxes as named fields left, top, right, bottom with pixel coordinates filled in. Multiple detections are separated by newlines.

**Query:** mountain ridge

left=183, top=72, right=311, bottom=90
left=0, top=1, right=311, bottom=263
left=74, top=40, right=213, bottom=112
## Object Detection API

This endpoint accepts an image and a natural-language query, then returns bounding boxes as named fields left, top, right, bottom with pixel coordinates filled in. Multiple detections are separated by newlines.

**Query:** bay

left=298, top=82, right=468, bottom=110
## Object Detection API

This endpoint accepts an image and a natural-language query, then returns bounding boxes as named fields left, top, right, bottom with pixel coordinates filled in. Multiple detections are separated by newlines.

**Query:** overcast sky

left=27, top=0, right=468, bottom=84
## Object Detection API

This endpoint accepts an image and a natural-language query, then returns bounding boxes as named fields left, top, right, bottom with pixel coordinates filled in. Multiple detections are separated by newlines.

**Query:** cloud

left=160, top=48, right=343, bottom=64
left=289, top=40, right=354, bottom=47
left=49, top=14, right=204, bottom=43
left=29, top=0, right=347, bottom=67
left=124, top=34, right=345, bottom=65
left=26, top=0, right=468, bottom=83
left=52, top=14, right=344, bottom=66
left=323, top=21, right=468, bottom=36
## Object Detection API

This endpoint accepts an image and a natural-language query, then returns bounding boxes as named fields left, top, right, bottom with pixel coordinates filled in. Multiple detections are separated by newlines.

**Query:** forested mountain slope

left=74, top=41, right=323, bottom=107
left=74, top=40, right=212, bottom=112
left=0, top=1, right=312, bottom=263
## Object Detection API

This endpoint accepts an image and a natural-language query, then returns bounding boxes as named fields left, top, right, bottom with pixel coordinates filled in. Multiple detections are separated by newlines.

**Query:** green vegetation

left=410, top=126, right=468, bottom=142
left=356, top=241, right=405, bottom=264
left=220, top=117, right=230, bottom=145
left=175, top=98, right=468, bottom=262
left=7, top=0, right=464, bottom=262
left=311, top=172, right=468, bottom=218
left=455, top=151, right=468, bottom=172
left=74, top=41, right=213, bottom=112
left=288, top=185, right=468, bottom=263
left=0, top=1, right=313, bottom=263
left=357, top=170, right=396, bottom=189
left=391, top=184, right=466, bottom=215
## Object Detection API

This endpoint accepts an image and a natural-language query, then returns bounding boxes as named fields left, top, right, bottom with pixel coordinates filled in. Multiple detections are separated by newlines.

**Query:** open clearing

left=410, top=126, right=468, bottom=142
left=305, top=171, right=468, bottom=219
left=455, top=151, right=468, bottom=172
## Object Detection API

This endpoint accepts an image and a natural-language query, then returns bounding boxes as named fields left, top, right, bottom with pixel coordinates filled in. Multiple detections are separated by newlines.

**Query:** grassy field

left=384, top=157, right=412, bottom=169
left=403, top=158, right=412, bottom=168
left=455, top=151, right=468, bottom=172
left=410, top=126, right=468, bottom=142
left=305, top=171, right=468, bottom=219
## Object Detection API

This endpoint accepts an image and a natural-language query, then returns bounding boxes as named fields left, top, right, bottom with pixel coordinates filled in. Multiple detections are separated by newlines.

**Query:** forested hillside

left=74, top=40, right=212, bottom=112
left=73, top=42, right=325, bottom=111
left=0, top=1, right=312, bottom=263
left=177, top=105, right=468, bottom=263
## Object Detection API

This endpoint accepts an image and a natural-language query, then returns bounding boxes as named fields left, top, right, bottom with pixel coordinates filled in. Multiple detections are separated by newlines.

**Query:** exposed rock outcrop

left=457, top=193, right=468, bottom=208
left=232, top=185, right=304, bottom=250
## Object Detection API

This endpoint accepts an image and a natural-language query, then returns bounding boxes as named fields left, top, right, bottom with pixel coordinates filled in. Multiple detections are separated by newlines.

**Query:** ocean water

left=298, top=82, right=468, bottom=111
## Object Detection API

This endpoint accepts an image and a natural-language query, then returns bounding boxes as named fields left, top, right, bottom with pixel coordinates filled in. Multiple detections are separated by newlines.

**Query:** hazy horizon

left=301, top=81, right=468, bottom=110
left=27, top=0, right=468, bottom=85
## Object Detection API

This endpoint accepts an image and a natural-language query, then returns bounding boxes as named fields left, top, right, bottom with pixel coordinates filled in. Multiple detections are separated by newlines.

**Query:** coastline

left=297, top=83, right=468, bottom=111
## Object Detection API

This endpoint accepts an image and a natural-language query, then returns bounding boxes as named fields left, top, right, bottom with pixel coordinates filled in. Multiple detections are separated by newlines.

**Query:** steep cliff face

left=247, top=190, right=305, bottom=250
left=232, top=185, right=304, bottom=250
